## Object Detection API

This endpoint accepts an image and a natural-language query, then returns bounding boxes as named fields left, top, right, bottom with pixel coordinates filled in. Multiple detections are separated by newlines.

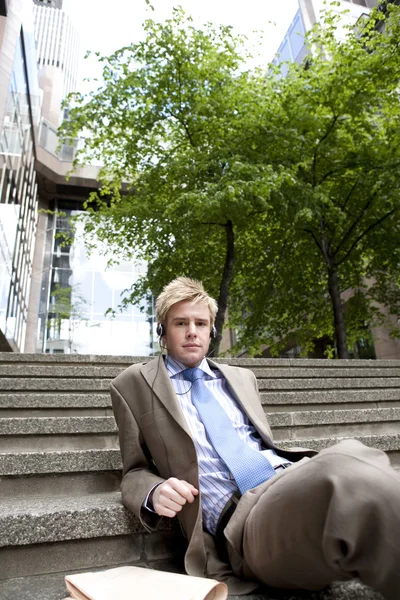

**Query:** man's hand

left=152, top=477, right=199, bottom=518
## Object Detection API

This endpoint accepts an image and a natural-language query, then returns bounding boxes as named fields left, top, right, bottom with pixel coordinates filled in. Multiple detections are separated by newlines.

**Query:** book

left=65, top=565, right=228, bottom=600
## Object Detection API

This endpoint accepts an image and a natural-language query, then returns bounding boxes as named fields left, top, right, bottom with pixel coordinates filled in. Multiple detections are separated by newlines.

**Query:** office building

left=273, top=0, right=378, bottom=75
left=0, top=0, right=155, bottom=355
left=0, top=0, right=41, bottom=351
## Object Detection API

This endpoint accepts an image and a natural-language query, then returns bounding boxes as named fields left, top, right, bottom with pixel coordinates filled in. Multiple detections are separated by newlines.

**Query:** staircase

left=1, top=353, right=399, bottom=600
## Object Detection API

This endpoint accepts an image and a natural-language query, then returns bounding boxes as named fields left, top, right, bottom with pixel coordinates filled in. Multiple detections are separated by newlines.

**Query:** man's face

left=164, top=300, right=212, bottom=367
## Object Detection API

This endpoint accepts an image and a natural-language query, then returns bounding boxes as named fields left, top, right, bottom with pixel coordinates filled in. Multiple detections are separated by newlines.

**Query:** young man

left=110, top=277, right=400, bottom=598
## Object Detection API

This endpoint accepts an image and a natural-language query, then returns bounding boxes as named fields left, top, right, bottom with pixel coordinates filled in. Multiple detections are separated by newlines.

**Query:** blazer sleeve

left=110, top=381, right=165, bottom=531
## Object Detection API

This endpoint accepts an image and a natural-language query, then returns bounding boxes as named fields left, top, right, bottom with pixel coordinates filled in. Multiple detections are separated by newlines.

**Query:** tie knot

left=182, top=367, right=204, bottom=383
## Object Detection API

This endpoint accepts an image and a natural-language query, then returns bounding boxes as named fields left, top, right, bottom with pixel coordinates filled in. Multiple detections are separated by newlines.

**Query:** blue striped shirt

left=165, top=355, right=290, bottom=535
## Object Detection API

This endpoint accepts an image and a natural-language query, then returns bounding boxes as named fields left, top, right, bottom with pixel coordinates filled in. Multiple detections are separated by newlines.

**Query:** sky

left=66, top=0, right=300, bottom=85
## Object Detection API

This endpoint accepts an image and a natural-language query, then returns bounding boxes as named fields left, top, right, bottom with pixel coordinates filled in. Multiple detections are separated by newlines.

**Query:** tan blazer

left=110, top=356, right=316, bottom=594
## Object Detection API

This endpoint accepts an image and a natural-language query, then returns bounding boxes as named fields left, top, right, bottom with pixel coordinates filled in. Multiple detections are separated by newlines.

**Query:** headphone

left=156, top=323, right=217, bottom=339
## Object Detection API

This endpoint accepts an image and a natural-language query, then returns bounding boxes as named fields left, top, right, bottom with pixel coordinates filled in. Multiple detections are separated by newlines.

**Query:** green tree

left=61, top=3, right=400, bottom=358
left=228, top=2, right=400, bottom=358
left=60, top=8, right=284, bottom=355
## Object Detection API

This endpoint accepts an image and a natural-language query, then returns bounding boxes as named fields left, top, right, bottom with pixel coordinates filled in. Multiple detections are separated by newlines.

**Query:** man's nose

left=187, top=323, right=197, bottom=336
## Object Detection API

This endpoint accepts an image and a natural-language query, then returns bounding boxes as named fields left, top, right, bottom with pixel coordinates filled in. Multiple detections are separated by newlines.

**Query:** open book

left=65, top=565, right=228, bottom=600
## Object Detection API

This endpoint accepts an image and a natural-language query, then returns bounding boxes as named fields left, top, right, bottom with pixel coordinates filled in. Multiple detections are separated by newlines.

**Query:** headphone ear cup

left=210, top=326, right=217, bottom=339
left=156, top=323, right=165, bottom=337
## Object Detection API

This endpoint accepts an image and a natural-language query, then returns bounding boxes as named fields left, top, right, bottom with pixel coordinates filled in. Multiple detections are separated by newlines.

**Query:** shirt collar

left=165, top=355, right=217, bottom=379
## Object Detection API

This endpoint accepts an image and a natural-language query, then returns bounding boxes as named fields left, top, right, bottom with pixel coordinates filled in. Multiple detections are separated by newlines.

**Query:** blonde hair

left=156, top=277, right=218, bottom=327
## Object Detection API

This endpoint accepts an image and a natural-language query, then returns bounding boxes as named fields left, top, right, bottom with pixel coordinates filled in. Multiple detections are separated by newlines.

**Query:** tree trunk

left=320, top=224, right=349, bottom=359
left=327, top=267, right=349, bottom=359
left=211, top=220, right=234, bottom=357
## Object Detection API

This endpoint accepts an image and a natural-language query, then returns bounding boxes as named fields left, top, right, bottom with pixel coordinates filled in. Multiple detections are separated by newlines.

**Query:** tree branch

left=200, top=221, right=226, bottom=227
left=166, top=108, right=196, bottom=146
left=335, top=192, right=376, bottom=257
left=302, top=228, right=325, bottom=259
left=340, top=178, right=359, bottom=212
left=312, top=115, right=339, bottom=187
left=337, top=209, right=397, bottom=266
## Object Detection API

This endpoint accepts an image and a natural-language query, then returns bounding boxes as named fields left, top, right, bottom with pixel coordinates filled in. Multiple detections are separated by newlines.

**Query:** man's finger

left=168, top=478, right=199, bottom=503
left=157, top=505, right=178, bottom=518
left=152, top=478, right=199, bottom=517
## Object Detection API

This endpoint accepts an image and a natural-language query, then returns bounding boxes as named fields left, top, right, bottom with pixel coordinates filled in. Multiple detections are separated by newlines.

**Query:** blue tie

left=183, top=367, right=276, bottom=494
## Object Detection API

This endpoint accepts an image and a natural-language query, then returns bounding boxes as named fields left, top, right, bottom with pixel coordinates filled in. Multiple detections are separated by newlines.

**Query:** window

left=343, top=0, right=368, bottom=5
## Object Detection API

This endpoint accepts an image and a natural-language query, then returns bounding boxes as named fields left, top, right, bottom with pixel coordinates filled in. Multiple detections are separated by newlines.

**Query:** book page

left=65, top=565, right=228, bottom=600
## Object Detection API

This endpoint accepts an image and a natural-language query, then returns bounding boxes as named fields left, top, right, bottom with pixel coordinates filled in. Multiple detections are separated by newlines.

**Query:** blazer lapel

left=140, top=356, right=192, bottom=438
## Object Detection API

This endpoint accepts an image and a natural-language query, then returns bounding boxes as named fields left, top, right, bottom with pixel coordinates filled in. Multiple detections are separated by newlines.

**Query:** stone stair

left=1, top=353, right=398, bottom=600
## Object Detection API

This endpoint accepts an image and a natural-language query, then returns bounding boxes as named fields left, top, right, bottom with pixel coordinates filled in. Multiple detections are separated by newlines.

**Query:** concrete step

left=256, top=367, right=400, bottom=378
left=221, top=357, right=400, bottom=368
left=261, top=389, right=400, bottom=411
left=0, top=572, right=384, bottom=600
left=0, top=393, right=109, bottom=409
left=0, top=524, right=183, bottom=582
left=0, top=354, right=392, bottom=366
left=0, top=353, right=398, bottom=598
left=2, top=409, right=399, bottom=452
left=0, top=491, right=386, bottom=599
left=0, top=492, right=137, bottom=548
left=0, top=364, right=126, bottom=378
left=0, top=378, right=111, bottom=391
left=0, top=471, right=122, bottom=498
left=0, top=416, right=118, bottom=451
left=0, top=448, right=122, bottom=476
left=1, top=363, right=400, bottom=379
left=1, top=433, right=119, bottom=452
left=258, top=377, right=400, bottom=390
left=0, top=416, right=117, bottom=434
left=269, top=407, right=400, bottom=440
left=0, top=393, right=112, bottom=417
left=279, top=433, right=400, bottom=466
left=2, top=432, right=398, bottom=480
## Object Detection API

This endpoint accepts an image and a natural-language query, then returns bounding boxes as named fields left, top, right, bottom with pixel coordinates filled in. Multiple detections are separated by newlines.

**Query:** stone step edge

left=1, top=390, right=400, bottom=410
left=2, top=365, right=400, bottom=378
left=0, top=417, right=118, bottom=435
left=1, top=433, right=400, bottom=477
left=261, top=389, right=400, bottom=404
left=0, top=449, right=122, bottom=476
left=0, top=572, right=383, bottom=600
left=268, top=407, right=400, bottom=427
left=0, top=492, right=177, bottom=549
left=2, top=407, right=400, bottom=435
left=0, top=492, right=140, bottom=548
left=278, top=433, right=400, bottom=452
left=3, top=377, right=400, bottom=391
left=0, top=353, right=398, bottom=367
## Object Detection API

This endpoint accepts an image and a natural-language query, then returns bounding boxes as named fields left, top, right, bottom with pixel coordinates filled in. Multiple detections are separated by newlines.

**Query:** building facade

left=0, top=0, right=41, bottom=351
left=274, top=0, right=378, bottom=74
left=0, top=0, right=156, bottom=356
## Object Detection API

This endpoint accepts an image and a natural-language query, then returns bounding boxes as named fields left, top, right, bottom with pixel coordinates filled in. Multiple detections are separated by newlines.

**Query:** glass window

left=70, top=270, right=93, bottom=310
left=92, top=272, right=113, bottom=315
left=288, top=13, right=305, bottom=61
left=0, top=33, right=38, bottom=351
left=53, top=254, right=70, bottom=269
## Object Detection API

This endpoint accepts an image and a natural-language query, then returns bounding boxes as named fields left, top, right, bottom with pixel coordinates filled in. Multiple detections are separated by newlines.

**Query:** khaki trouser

left=228, top=440, right=400, bottom=600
